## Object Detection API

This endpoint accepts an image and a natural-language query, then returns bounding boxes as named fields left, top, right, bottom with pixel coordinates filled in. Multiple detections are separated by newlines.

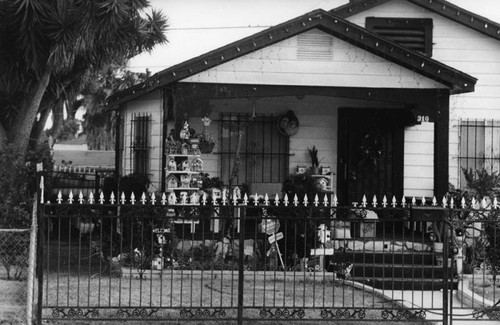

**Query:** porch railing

left=37, top=183, right=500, bottom=324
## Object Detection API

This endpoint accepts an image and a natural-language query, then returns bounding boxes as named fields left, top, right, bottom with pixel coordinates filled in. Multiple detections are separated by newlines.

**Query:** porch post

left=161, top=88, right=168, bottom=192
left=434, top=90, right=450, bottom=199
left=114, top=109, right=122, bottom=194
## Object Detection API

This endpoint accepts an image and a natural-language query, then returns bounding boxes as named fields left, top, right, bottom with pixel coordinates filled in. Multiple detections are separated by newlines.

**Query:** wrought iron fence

left=45, top=166, right=115, bottom=200
left=35, top=187, right=500, bottom=324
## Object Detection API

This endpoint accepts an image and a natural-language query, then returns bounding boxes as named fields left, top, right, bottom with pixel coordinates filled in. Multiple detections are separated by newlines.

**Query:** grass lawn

left=40, top=270, right=436, bottom=324
left=0, top=267, right=29, bottom=325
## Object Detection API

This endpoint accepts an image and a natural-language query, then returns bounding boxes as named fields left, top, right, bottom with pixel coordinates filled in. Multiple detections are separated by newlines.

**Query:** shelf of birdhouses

left=165, top=154, right=204, bottom=204
left=166, top=170, right=201, bottom=175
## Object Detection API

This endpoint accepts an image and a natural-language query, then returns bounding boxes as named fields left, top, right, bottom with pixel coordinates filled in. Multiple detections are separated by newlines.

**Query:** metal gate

left=36, top=190, right=500, bottom=324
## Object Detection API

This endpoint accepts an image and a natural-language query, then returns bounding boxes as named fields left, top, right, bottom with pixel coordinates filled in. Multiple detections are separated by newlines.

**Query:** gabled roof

left=332, top=0, right=500, bottom=40
left=108, top=8, right=476, bottom=107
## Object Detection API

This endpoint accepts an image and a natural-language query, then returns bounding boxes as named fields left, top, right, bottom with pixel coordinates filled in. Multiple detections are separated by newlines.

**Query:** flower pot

left=433, top=242, right=444, bottom=254
left=199, top=141, right=214, bottom=154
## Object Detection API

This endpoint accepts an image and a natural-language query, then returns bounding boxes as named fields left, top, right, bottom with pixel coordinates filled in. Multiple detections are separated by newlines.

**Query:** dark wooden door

left=338, top=108, right=405, bottom=205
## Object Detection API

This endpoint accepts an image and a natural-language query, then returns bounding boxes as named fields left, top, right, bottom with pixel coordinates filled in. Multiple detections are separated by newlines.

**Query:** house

left=107, top=0, right=500, bottom=206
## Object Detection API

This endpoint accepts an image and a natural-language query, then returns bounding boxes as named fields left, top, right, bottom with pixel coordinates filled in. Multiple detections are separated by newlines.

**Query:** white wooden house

left=107, top=0, right=500, bottom=205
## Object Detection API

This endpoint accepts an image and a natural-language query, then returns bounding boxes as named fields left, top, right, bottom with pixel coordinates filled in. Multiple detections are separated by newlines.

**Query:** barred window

left=130, top=114, right=151, bottom=175
left=458, top=119, right=500, bottom=187
left=218, top=113, right=289, bottom=186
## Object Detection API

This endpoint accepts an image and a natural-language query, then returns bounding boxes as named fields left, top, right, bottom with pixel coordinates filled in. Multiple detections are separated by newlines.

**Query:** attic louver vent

left=297, top=29, right=333, bottom=61
left=366, top=18, right=433, bottom=56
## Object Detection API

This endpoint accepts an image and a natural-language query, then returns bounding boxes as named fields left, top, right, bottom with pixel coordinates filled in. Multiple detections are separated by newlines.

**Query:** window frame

left=130, top=113, right=151, bottom=176
left=218, top=113, right=290, bottom=187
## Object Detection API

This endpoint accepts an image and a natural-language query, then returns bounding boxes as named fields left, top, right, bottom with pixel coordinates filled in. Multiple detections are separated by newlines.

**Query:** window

left=219, top=113, right=289, bottom=186
left=458, top=119, right=500, bottom=187
left=366, top=17, right=433, bottom=56
left=130, top=113, right=150, bottom=175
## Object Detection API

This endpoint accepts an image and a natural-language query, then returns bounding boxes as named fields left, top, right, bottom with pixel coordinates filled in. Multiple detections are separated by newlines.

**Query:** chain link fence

left=0, top=222, right=37, bottom=324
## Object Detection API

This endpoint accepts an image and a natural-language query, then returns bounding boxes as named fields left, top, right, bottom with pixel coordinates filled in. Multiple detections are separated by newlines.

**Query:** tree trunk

left=0, top=122, right=7, bottom=148
left=9, top=70, right=51, bottom=159
left=29, top=106, right=51, bottom=149
left=51, top=101, right=65, bottom=141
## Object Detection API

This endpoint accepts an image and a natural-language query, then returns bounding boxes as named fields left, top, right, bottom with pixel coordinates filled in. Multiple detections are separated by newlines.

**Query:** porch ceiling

left=108, top=9, right=476, bottom=109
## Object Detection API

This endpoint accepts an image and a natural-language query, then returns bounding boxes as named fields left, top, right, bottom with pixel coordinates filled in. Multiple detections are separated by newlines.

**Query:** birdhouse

left=179, top=191, right=188, bottom=204
left=168, top=158, right=177, bottom=171
left=168, top=192, right=177, bottom=205
left=316, top=177, right=329, bottom=190
left=190, top=192, right=200, bottom=205
left=181, top=160, right=190, bottom=171
left=181, top=143, right=190, bottom=155
left=180, top=174, right=191, bottom=188
left=166, top=175, right=179, bottom=189
left=191, top=157, right=203, bottom=172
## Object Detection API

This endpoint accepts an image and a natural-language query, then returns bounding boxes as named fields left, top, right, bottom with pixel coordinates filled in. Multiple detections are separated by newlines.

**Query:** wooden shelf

left=165, top=170, right=201, bottom=174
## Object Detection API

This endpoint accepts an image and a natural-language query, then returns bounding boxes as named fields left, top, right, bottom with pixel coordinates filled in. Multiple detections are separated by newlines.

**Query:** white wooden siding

left=182, top=28, right=446, bottom=90
left=404, top=123, right=434, bottom=197
left=347, top=0, right=500, bottom=192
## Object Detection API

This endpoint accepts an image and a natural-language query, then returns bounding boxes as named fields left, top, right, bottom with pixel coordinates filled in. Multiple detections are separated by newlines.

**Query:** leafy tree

left=0, top=0, right=168, bottom=223
left=0, top=0, right=168, bottom=158
left=82, top=65, right=148, bottom=150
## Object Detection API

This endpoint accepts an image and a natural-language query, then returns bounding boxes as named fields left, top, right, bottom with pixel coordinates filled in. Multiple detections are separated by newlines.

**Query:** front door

left=338, top=108, right=405, bottom=205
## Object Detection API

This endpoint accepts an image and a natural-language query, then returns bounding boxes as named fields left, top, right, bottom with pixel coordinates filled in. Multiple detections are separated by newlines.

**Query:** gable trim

left=332, top=0, right=500, bottom=40
left=108, top=9, right=476, bottom=108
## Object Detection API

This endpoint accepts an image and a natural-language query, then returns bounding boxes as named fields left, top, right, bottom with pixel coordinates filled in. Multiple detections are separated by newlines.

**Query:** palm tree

left=0, top=0, right=168, bottom=160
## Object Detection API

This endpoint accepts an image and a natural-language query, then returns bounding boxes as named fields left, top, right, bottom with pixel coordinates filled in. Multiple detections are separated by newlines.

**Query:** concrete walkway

left=348, top=279, right=500, bottom=324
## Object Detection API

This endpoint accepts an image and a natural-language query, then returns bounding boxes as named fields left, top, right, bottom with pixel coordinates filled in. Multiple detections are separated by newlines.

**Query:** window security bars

left=458, top=119, right=500, bottom=187
left=130, top=114, right=151, bottom=175
left=218, top=113, right=289, bottom=186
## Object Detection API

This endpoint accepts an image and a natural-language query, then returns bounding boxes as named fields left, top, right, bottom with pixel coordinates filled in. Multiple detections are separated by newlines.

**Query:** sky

left=128, top=0, right=500, bottom=74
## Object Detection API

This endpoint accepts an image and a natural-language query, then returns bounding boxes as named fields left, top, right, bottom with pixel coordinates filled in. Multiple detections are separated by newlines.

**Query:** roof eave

left=107, top=8, right=476, bottom=108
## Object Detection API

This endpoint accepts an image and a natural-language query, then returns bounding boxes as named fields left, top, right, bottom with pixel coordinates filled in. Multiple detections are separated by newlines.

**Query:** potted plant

left=199, top=134, right=216, bottom=154
left=308, top=146, right=319, bottom=174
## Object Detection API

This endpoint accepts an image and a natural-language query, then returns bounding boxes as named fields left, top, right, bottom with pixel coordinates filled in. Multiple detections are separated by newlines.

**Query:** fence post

left=27, top=194, right=38, bottom=325
left=442, top=209, right=450, bottom=325
left=237, top=207, right=245, bottom=325
left=36, top=198, right=45, bottom=325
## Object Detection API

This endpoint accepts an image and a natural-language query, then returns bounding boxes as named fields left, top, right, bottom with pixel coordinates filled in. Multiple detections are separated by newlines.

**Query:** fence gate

left=36, top=192, right=500, bottom=324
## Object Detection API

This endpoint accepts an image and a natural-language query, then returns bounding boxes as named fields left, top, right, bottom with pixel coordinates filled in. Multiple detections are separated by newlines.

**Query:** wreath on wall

left=277, top=110, right=299, bottom=136
left=359, top=132, right=384, bottom=168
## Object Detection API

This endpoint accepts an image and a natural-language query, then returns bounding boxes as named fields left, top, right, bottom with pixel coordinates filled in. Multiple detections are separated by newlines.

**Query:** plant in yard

left=448, top=168, right=500, bottom=277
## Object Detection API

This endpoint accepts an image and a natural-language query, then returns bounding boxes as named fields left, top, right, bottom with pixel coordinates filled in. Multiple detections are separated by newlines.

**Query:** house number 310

left=417, top=115, right=430, bottom=122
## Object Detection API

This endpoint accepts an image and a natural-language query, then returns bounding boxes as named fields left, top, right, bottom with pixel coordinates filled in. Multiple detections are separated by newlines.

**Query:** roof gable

left=332, top=0, right=500, bottom=40
left=108, top=8, right=476, bottom=107
left=183, top=28, right=448, bottom=90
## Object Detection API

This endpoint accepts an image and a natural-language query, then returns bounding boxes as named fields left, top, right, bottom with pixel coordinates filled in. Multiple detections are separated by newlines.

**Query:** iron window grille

left=130, top=113, right=151, bottom=175
left=366, top=17, right=433, bottom=56
left=458, top=119, right=500, bottom=188
left=218, top=113, right=289, bottom=187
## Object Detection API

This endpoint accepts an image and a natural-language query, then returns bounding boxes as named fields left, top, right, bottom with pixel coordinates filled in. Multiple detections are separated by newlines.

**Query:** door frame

left=337, top=107, right=406, bottom=205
